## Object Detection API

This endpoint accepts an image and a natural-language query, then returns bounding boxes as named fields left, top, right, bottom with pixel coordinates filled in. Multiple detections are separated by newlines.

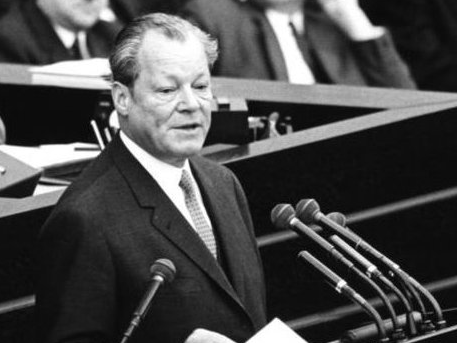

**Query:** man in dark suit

left=181, top=0, right=415, bottom=88
left=36, top=13, right=267, bottom=343
left=0, top=0, right=122, bottom=64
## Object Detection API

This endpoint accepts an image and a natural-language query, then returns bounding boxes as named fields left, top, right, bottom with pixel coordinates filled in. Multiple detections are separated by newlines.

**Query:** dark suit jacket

left=0, top=0, right=122, bottom=64
left=362, top=0, right=457, bottom=92
left=36, top=135, right=267, bottom=343
left=181, top=0, right=415, bottom=88
left=0, top=0, right=12, bottom=17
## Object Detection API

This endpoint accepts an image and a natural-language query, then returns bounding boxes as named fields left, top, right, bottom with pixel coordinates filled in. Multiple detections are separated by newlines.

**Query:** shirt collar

left=265, top=8, right=305, bottom=35
left=53, top=24, right=87, bottom=49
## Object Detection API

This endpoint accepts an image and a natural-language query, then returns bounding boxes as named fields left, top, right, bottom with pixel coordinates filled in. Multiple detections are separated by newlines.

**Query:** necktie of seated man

left=70, top=35, right=92, bottom=60
left=179, top=170, right=218, bottom=259
left=289, top=20, right=329, bottom=83
left=70, top=37, right=83, bottom=60
left=289, top=20, right=316, bottom=75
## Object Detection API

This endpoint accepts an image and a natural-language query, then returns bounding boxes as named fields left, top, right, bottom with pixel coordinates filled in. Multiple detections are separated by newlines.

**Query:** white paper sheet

left=246, top=318, right=309, bottom=343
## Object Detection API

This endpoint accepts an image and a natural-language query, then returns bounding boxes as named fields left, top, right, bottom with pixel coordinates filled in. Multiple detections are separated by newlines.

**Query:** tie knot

left=179, top=169, right=194, bottom=195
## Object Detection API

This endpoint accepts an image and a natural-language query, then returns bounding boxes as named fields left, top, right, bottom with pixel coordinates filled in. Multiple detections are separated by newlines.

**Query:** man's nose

left=177, top=86, right=199, bottom=112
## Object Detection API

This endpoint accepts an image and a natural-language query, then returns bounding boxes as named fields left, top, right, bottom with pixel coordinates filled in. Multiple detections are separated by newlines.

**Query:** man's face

left=115, top=31, right=213, bottom=167
left=37, top=0, right=107, bottom=31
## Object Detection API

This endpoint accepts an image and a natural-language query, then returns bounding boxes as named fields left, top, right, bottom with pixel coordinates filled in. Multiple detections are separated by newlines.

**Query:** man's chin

left=175, top=142, right=205, bottom=157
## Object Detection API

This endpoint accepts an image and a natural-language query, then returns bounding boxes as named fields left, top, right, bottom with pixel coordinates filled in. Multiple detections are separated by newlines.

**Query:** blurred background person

left=0, top=0, right=122, bottom=64
left=110, top=0, right=187, bottom=24
left=181, top=0, right=415, bottom=88
left=361, top=0, right=457, bottom=92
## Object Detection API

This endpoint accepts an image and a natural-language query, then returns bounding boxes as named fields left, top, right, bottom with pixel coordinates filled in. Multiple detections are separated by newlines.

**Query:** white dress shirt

left=265, top=9, right=315, bottom=85
left=119, top=131, right=213, bottom=232
left=54, top=25, right=91, bottom=59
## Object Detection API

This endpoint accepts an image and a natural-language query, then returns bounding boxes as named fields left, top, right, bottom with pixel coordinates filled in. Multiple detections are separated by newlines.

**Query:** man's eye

left=194, top=84, right=209, bottom=90
left=158, top=88, right=175, bottom=94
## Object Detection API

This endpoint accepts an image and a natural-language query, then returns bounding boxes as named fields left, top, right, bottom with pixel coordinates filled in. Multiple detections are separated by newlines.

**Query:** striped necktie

left=179, top=170, right=218, bottom=259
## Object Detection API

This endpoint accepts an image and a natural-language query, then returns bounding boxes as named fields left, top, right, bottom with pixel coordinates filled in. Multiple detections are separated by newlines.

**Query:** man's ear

left=112, top=82, right=132, bottom=118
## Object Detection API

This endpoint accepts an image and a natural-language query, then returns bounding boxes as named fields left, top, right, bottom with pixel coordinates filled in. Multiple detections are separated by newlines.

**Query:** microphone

left=327, top=212, right=446, bottom=332
left=298, top=250, right=389, bottom=343
left=327, top=213, right=416, bottom=337
left=271, top=204, right=403, bottom=340
left=271, top=204, right=357, bottom=267
left=120, top=259, right=176, bottom=343
left=297, top=199, right=444, bottom=331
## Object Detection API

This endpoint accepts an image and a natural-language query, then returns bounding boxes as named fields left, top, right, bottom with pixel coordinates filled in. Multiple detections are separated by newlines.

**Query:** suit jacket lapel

left=305, top=7, right=365, bottom=85
left=108, top=137, right=245, bottom=309
left=305, top=9, right=340, bottom=84
left=87, top=21, right=122, bottom=58
left=190, top=159, right=258, bottom=324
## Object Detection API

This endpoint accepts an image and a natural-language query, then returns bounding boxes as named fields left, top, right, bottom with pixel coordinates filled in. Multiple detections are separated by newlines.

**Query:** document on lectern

left=246, top=318, right=308, bottom=343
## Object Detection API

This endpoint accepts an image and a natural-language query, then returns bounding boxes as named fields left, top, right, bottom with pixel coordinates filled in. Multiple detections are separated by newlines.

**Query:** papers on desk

left=246, top=318, right=308, bottom=343
left=29, top=58, right=111, bottom=89
left=0, top=142, right=99, bottom=171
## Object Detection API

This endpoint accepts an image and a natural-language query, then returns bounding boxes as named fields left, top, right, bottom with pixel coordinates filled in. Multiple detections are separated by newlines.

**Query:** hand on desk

left=185, top=329, right=237, bottom=343
left=315, top=0, right=384, bottom=41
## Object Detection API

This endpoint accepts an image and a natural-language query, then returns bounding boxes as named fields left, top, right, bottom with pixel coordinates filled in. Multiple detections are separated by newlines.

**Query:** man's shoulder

left=56, top=149, right=120, bottom=208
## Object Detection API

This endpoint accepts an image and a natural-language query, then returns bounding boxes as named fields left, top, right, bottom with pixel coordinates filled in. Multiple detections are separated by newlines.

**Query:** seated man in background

left=0, top=0, right=122, bottom=64
left=181, top=0, right=416, bottom=88
left=36, top=13, right=266, bottom=343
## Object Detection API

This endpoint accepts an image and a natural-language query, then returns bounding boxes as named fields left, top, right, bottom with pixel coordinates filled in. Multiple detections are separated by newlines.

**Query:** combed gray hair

left=109, top=13, right=219, bottom=89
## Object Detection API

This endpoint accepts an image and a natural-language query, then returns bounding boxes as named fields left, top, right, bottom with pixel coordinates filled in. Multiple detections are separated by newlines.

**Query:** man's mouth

left=176, top=123, right=200, bottom=130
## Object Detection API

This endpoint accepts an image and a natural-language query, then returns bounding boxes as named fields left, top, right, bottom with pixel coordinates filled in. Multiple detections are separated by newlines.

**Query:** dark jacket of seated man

left=0, top=0, right=121, bottom=65
left=181, top=0, right=416, bottom=89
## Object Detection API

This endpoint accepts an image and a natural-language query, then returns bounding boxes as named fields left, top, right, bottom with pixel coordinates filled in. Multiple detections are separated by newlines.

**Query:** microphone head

left=270, top=204, right=295, bottom=230
left=150, top=258, right=176, bottom=283
left=327, top=212, right=346, bottom=227
left=295, top=199, right=320, bottom=225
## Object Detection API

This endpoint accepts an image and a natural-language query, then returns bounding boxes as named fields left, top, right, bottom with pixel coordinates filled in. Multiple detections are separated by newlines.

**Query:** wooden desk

left=3, top=63, right=457, bottom=145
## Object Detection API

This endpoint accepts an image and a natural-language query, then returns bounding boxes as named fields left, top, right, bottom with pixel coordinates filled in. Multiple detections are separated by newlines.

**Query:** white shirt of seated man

left=265, top=8, right=315, bottom=85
